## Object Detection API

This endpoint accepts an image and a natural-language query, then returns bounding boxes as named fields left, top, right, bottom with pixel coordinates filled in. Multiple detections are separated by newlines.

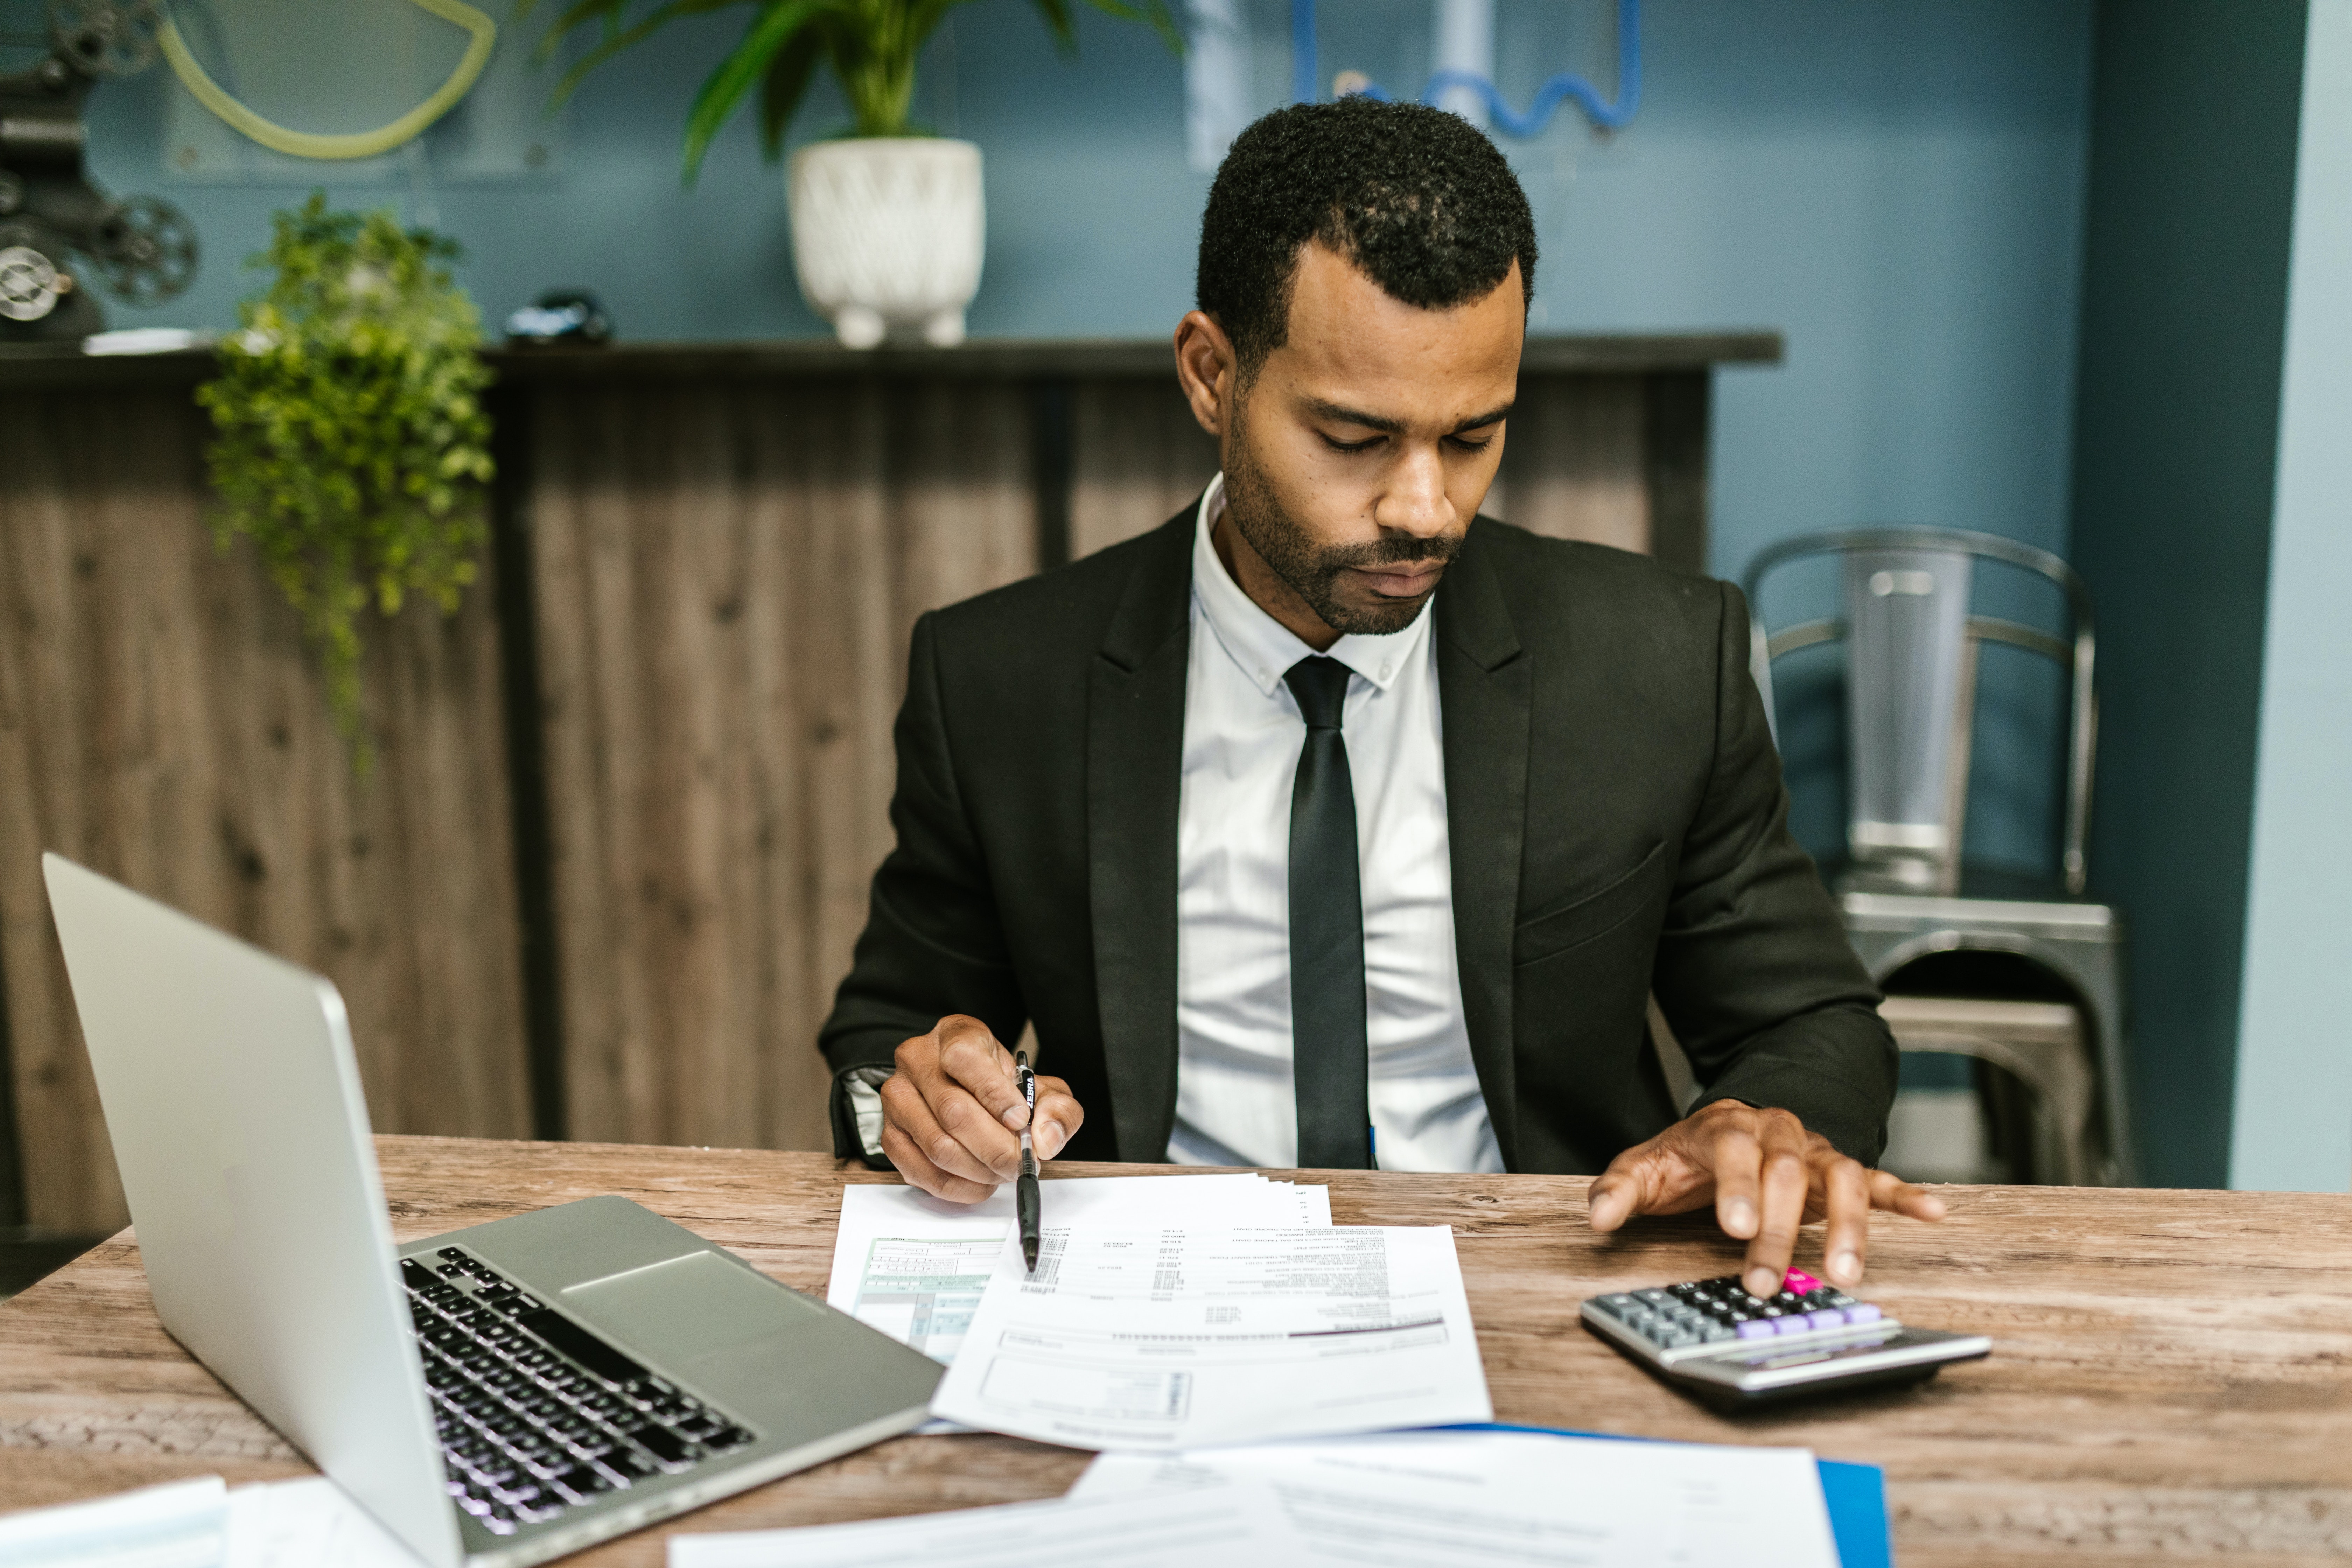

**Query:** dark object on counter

left=505, top=290, right=611, bottom=345
left=0, top=0, right=198, bottom=342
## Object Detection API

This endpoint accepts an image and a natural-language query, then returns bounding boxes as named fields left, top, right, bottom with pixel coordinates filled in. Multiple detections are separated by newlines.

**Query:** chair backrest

left=1743, top=527, right=2098, bottom=896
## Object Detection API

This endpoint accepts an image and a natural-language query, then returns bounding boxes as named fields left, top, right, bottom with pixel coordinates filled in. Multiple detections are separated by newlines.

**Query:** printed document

left=828, top=1175, right=1328, bottom=1365
left=667, top=1478, right=1306, bottom=1567
left=928, top=1224, right=1492, bottom=1450
left=1073, top=1429, right=1841, bottom=1567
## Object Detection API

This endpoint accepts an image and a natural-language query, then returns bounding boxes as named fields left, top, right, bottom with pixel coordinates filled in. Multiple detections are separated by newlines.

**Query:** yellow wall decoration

left=159, top=0, right=496, bottom=161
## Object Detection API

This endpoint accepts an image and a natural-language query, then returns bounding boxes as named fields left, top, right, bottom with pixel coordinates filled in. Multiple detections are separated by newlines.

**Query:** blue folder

left=1444, top=1424, right=1890, bottom=1568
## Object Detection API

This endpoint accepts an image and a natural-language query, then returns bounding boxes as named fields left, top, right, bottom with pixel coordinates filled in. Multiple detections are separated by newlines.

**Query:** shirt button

left=1379, top=663, right=1392, bottom=679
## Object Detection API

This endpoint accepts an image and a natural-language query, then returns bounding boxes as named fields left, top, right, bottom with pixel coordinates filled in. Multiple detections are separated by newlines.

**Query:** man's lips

left=1353, top=562, right=1448, bottom=598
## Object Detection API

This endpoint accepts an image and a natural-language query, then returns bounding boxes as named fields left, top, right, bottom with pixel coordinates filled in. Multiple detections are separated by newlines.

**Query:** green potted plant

left=534, top=0, right=1179, bottom=347
left=198, top=194, right=494, bottom=765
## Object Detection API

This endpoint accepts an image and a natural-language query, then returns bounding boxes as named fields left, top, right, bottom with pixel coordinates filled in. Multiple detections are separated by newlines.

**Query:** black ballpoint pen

left=1015, top=1050, right=1041, bottom=1273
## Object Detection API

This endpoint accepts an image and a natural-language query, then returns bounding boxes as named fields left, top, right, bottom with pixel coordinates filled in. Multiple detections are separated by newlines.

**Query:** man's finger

left=1706, top=1123, right=1764, bottom=1242
left=902, top=1038, right=1022, bottom=1180
left=1869, top=1168, right=1948, bottom=1222
left=879, top=1120, right=997, bottom=1204
left=1742, top=1113, right=1811, bottom=1298
left=935, top=1018, right=1030, bottom=1132
left=881, top=1071, right=1010, bottom=1187
left=1813, top=1148, right=1873, bottom=1288
left=1587, top=1142, right=1664, bottom=1233
left=1031, top=1075, right=1083, bottom=1158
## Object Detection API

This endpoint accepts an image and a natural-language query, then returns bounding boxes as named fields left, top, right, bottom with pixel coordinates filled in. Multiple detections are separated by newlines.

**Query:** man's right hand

left=878, top=1015, right=1084, bottom=1203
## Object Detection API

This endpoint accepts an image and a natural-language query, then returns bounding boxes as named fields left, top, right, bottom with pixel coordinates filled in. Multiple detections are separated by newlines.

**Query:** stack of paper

left=827, top=1175, right=1329, bottom=1366
left=1076, top=1429, right=1844, bottom=1566
left=664, top=1430, right=1848, bottom=1567
left=929, top=1223, right=1493, bottom=1449
left=670, top=1480, right=1308, bottom=1567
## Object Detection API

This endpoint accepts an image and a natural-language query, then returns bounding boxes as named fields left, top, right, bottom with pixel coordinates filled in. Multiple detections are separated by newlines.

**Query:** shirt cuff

left=837, top=1066, right=892, bottom=1162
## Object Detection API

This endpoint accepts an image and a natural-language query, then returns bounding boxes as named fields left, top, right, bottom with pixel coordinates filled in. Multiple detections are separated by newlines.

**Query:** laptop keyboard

left=402, top=1246, right=757, bottom=1536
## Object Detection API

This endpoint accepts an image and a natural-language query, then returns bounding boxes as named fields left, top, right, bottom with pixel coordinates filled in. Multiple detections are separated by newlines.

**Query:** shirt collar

left=1190, top=472, right=1433, bottom=701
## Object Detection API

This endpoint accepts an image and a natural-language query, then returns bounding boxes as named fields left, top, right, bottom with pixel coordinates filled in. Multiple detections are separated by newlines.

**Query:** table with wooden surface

left=2, top=1136, right=2347, bottom=1565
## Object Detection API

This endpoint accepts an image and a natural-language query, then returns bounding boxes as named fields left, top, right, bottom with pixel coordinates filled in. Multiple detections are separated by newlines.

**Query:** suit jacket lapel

left=1436, top=523, right=1531, bottom=1169
left=1088, top=508, right=1198, bottom=1161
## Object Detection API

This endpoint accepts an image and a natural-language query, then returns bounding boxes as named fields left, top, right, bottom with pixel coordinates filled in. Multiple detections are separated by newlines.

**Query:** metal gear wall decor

left=0, top=0, right=196, bottom=341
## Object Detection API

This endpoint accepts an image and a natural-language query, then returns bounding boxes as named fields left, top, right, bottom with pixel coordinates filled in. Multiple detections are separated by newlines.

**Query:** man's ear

left=1172, top=311, right=1236, bottom=439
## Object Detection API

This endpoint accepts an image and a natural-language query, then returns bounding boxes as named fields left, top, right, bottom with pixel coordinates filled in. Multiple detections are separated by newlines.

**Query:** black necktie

left=1283, top=655, right=1371, bottom=1170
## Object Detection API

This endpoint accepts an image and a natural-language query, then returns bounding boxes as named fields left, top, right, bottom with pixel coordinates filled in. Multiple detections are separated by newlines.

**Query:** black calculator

left=1580, top=1268, right=1990, bottom=1408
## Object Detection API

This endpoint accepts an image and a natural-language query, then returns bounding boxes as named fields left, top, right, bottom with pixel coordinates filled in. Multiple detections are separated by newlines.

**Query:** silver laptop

left=43, top=853, right=943, bottom=1567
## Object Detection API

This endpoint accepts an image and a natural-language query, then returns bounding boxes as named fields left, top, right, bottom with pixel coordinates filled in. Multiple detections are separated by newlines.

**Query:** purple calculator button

left=1807, top=1309, right=1846, bottom=1331
left=1736, top=1320, right=1776, bottom=1341
left=1773, top=1316, right=1812, bottom=1336
left=1843, top=1303, right=1882, bottom=1325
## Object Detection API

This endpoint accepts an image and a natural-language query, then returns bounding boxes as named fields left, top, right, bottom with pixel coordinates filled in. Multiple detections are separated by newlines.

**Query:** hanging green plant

left=196, top=193, right=495, bottom=768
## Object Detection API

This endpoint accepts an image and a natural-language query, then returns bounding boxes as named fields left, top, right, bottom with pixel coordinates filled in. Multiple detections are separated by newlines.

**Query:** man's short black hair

left=1197, top=97, right=1538, bottom=373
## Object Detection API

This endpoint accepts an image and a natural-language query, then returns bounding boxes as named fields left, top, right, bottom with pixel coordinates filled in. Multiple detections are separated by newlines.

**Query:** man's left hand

left=1586, top=1100, right=1946, bottom=1299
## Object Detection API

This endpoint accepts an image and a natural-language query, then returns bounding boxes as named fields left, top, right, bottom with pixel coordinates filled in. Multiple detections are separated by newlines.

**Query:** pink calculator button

left=1783, top=1269, right=1822, bottom=1294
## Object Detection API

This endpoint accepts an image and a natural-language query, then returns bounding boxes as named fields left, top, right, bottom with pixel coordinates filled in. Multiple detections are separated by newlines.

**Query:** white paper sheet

left=667, top=1479, right=1307, bottom=1567
left=929, top=1224, right=1493, bottom=1450
left=226, top=1478, right=428, bottom=1567
left=1072, top=1430, right=1842, bottom=1568
left=0, top=1475, right=430, bottom=1568
left=827, top=1176, right=1327, bottom=1366
left=0, top=1476, right=228, bottom=1568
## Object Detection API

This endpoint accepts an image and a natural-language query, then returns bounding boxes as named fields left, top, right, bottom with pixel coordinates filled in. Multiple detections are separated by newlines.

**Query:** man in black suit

left=821, top=98, right=1941, bottom=1298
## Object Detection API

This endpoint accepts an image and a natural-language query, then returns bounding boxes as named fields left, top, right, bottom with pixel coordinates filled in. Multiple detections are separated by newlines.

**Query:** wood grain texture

left=2, top=1136, right=2344, bottom=1565
left=1492, top=373, right=1653, bottom=555
left=526, top=381, right=1035, bottom=1156
left=1069, top=378, right=1217, bottom=559
left=0, top=395, right=530, bottom=1233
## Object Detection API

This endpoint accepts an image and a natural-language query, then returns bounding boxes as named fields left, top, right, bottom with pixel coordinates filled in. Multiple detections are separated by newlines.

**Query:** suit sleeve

left=816, top=611, right=1028, bottom=1154
left=1649, top=581, right=1898, bottom=1164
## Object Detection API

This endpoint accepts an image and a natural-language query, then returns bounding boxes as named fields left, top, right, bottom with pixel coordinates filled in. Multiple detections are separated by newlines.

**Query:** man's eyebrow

left=1302, top=398, right=1406, bottom=433
left=1300, top=398, right=1516, bottom=435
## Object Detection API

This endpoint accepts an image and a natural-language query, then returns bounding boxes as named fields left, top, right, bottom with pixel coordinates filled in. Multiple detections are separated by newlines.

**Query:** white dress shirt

left=1167, top=474, right=1502, bottom=1173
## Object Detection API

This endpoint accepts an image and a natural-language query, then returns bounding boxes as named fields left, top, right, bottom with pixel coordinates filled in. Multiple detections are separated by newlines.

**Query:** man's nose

left=1373, top=444, right=1456, bottom=541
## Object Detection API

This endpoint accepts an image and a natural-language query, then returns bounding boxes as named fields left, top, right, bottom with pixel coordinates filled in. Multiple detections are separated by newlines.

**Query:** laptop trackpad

left=562, top=1250, right=821, bottom=1364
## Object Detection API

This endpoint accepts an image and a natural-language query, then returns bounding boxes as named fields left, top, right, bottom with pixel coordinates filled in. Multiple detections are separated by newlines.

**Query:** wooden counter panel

left=1, top=1137, right=2343, bottom=1564
left=526, top=382, right=1035, bottom=1155
left=0, top=398, right=530, bottom=1233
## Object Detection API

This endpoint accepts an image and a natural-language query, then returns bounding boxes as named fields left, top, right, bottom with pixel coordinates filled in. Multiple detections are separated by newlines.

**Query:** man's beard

left=1223, top=411, right=1462, bottom=638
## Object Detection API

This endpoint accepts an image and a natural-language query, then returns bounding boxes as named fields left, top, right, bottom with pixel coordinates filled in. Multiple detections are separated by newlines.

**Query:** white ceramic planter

left=787, top=138, right=984, bottom=349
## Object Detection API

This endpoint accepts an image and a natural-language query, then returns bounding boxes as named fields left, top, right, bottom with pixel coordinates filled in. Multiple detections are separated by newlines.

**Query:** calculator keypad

left=1586, top=1269, right=1889, bottom=1354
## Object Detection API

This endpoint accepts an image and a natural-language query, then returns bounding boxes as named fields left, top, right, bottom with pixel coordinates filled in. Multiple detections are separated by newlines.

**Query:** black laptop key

left=628, top=1423, right=694, bottom=1468
left=551, top=1465, right=613, bottom=1504
left=401, top=1258, right=440, bottom=1293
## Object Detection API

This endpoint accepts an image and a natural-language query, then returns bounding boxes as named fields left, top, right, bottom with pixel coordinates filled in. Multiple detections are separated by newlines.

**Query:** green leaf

left=1027, top=0, right=1078, bottom=54
left=682, top=0, right=839, bottom=183
left=757, top=23, right=826, bottom=158
left=546, top=0, right=751, bottom=104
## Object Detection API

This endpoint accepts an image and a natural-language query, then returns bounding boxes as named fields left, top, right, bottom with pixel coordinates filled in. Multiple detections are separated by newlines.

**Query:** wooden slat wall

left=0, top=391, right=530, bottom=1232
left=1071, top=380, right=1219, bottom=558
left=1493, top=375, right=1656, bottom=556
left=526, top=380, right=1036, bottom=1155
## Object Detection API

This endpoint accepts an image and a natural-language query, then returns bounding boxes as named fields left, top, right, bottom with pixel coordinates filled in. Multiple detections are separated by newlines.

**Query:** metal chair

left=1743, top=528, right=2133, bottom=1184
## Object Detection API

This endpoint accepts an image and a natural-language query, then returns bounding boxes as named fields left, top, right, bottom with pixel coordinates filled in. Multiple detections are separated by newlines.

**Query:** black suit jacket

left=819, top=506, right=1896, bottom=1172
